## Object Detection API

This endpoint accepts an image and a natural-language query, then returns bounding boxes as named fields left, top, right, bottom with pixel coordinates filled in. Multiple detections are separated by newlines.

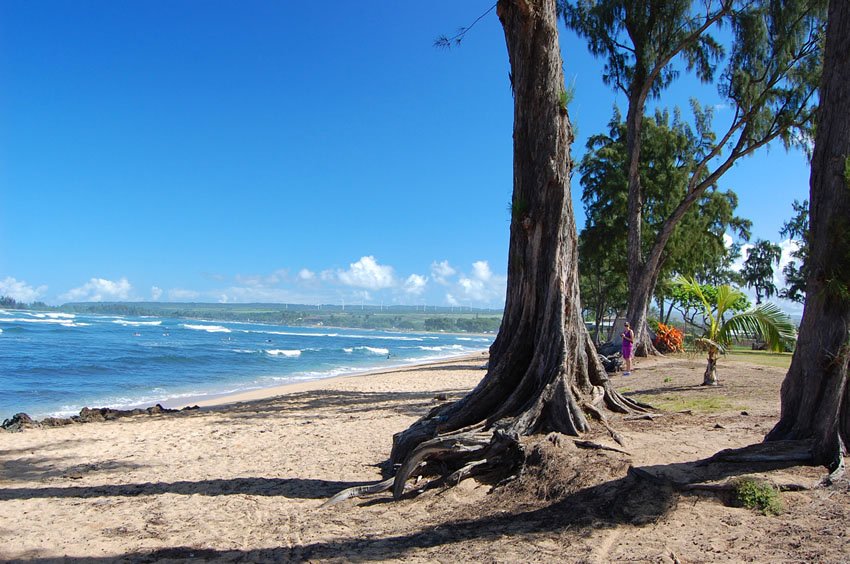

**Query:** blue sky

left=0, top=2, right=810, bottom=309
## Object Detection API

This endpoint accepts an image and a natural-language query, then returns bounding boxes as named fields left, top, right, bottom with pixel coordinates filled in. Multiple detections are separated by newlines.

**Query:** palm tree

left=675, top=276, right=796, bottom=386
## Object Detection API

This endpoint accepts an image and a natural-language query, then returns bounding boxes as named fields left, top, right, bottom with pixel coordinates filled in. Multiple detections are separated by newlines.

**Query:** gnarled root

left=701, top=440, right=815, bottom=466
left=319, top=477, right=396, bottom=508
left=393, top=430, right=505, bottom=499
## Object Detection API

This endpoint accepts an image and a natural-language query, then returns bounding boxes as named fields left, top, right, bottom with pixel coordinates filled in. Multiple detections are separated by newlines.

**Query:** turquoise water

left=0, top=309, right=492, bottom=420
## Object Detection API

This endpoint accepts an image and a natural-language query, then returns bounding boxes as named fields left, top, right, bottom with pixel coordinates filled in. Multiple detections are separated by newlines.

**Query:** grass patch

left=732, top=478, right=783, bottom=515
left=726, top=349, right=793, bottom=369
left=631, top=394, right=738, bottom=413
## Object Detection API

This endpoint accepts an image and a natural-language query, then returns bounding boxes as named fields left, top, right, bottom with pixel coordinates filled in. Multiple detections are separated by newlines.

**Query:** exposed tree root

left=701, top=440, right=815, bottom=466
left=392, top=431, right=494, bottom=499
left=573, top=440, right=631, bottom=456
left=319, top=477, right=395, bottom=508
left=628, top=465, right=813, bottom=493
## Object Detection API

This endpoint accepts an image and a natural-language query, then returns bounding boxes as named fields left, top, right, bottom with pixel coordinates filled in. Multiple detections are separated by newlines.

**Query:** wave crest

left=266, top=349, right=302, bottom=357
left=182, top=324, right=231, bottom=333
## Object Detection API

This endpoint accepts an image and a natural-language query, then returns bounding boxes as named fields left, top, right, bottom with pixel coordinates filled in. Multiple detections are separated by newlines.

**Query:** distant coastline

left=57, top=301, right=504, bottom=334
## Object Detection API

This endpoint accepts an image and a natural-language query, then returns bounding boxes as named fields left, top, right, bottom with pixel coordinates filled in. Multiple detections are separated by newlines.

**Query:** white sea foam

left=357, top=346, right=389, bottom=355
left=113, top=320, right=163, bottom=327
left=240, top=328, right=426, bottom=341
left=241, top=329, right=339, bottom=338
left=231, top=349, right=257, bottom=354
left=418, top=344, right=465, bottom=352
left=266, top=349, right=302, bottom=357
left=342, top=347, right=354, bottom=353
left=182, top=324, right=231, bottom=333
left=344, top=334, right=424, bottom=341
left=0, top=317, right=79, bottom=327
left=45, top=312, right=76, bottom=319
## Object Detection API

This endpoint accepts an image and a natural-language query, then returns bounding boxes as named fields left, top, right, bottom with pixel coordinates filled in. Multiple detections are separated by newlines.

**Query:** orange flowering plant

left=653, top=323, right=684, bottom=353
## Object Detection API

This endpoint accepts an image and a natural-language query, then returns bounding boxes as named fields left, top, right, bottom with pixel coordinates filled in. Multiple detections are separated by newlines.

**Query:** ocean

left=0, top=309, right=493, bottom=421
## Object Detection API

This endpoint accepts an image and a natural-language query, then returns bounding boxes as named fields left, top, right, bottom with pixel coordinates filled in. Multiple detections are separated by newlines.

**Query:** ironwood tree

left=562, top=0, right=824, bottom=356
left=578, top=109, right=751, bottom=340
left=779, top=199, right=810, bottom=303
left=741, top=239, right=782, bottom=304
left=386, top=0, right=647, bottom=496
left=765, top=0, right=850, bottom=476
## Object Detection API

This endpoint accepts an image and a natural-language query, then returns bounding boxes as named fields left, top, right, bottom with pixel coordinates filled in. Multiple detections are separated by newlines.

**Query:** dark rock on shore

left=1, top=413, right=37, bottom=432
left=2, top=404, right=200, bottom=433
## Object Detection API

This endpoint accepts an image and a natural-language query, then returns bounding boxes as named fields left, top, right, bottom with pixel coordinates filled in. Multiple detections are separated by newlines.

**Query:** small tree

left=779, top=199, right=809, bottom=303
left=676, top=276, right=796, bottom=385
left=742, top=239, right=782, bottom=304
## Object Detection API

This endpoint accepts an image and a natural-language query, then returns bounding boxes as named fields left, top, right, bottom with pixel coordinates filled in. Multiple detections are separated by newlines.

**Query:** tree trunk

left=389, top=0, right=646, bottom=491
left=625, top=273, right=656, bottom=356
left=703, top=348, right=719, bottom=386
left=765, top=0, right=850, bottom=473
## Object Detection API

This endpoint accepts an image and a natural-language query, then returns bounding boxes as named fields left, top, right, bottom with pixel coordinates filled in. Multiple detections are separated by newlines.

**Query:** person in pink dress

left=621, top=322, right=634, bottom=375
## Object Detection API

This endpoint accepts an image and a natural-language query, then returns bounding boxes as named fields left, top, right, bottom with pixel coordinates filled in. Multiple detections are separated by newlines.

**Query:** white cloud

left=168, top=288, right=200, bottom=301
left=446, top=293, right=459, bottom=306
left=234, top=269, right=288, bottom=288
left=337, top=256, right=396, bottom=290
left=472, top=260, right=493, bottom=282
left=151, top=286, right=163, bottom=301
left=431, top=260, right=456, bottom=285
left=0, top=277, right=47, bottom=303
left=62, top=277, right=132, bottom=302
left=456, top=260, right=506, bottom=303
left=298, top=268, right=316, bottom=282
left=404, top=274, right=428, bottom=295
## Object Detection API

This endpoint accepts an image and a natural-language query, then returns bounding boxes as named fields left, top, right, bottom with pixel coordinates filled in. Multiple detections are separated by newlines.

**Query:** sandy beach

left=2, top=352, right=848, bottom=563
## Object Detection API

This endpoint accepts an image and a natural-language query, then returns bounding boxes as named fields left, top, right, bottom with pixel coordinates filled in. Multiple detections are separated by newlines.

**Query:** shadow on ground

left=0, top=476, right=373, bottom=501
left=3, top=448, right=811, bottom=563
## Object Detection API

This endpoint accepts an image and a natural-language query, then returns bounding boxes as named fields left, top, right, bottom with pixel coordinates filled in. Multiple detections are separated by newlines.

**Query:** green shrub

left=733, top=478, right=783, bottom=515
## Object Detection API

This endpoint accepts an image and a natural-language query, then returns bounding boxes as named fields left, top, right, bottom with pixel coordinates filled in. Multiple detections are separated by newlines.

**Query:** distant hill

left=59, top=302, right=503, bottom=334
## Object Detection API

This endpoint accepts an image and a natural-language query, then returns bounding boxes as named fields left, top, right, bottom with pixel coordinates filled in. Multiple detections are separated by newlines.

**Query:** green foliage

left=675, top=276, right=796, bottom=355
left=0, top=296, right=51, bottom=310
left=578, top=109, right=750, bottom=333
left=668, top=272, right=750, bottom=331
left=733, top=478, right=783, bottom=515
left=560, top=0, right=726, bottom=98
left=742, top=239, right=782, bottom=304
left=508, top=197, right=529, bottom=222
left=558, top=81, right=576, bottom=111
left=779, top=200, right=809, bottom=303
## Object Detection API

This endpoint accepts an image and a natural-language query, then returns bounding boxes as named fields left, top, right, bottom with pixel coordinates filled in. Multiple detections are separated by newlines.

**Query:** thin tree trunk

left=766, top=0, right=850, bottom=473
left=703, top=348, right=719, bottom=386
left=389, top=0, right=645, bottom=486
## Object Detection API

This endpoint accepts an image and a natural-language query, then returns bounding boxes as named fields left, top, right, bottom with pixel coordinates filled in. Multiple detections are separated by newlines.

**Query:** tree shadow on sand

left=4, top=451, right=814, bottom=563
left=209, top=389, right=471, bottom=421
left=0, top=476, right=376, bottom=502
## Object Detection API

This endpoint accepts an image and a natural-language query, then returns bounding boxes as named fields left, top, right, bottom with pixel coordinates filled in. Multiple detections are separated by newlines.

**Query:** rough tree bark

left=765, top=0, right=850, bottom=474
left=387, top=0, right=646, bottom=497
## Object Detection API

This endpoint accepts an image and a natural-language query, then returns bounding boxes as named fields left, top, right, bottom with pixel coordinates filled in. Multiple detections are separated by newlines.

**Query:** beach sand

left=2, top=352, right=848, bottom=563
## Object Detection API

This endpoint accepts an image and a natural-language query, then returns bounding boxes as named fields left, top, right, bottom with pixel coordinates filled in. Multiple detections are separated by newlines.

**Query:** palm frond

left=715, top=284, right=746, bottom=318
left=717, top=303, right=796, bottom=351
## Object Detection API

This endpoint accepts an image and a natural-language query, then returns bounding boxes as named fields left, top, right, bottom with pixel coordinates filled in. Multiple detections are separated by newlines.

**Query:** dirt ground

left=1, top=353, right=848, bottom=563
